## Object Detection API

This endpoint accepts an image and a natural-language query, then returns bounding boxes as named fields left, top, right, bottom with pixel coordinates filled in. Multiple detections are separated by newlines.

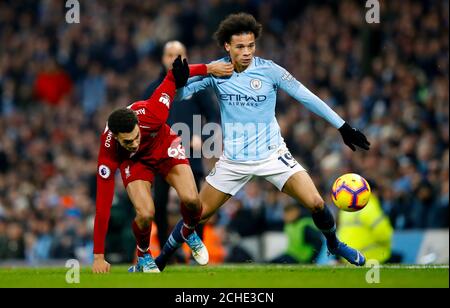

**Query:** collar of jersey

left=236, top=57, right=255, bottom=74
left=225, top=56, right=255, bottom=74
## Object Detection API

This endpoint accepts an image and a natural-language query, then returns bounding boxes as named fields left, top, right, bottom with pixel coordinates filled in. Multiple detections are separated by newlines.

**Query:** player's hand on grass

left=92, top=254, right=111, bottom=274
left=172, top=55, right=190, bottom=89
left=206, top=62, right=234, bottom=77
left=338, top=122, right=370, bottom=151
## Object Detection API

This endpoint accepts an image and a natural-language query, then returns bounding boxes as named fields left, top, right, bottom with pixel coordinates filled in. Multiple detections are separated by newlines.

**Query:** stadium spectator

left=337, top=186, right=394, bottom=264
left=33, top=58, right=73, bottom=106
left=270, top=203, right=323, bottom=264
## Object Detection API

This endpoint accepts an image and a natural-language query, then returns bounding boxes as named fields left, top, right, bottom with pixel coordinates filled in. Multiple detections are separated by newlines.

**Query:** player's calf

left=311, top=205, right=339, bottom=249
left=310, top=205, right=365, bottom=266
left=131, top=220, right=153, bottom=258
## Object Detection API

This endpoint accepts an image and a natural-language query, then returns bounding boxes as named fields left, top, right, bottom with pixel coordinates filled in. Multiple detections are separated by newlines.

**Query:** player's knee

left=181, top=194, right=201, bottom=211
left=199, top=216, right=210, bottom=225
left=308, top=195, right=325, bottom=213
left=199, top=210, right=215, bottom=224
left=135, top=207, right=155, bottom=223
left=199, top=203, right=214, bottom=223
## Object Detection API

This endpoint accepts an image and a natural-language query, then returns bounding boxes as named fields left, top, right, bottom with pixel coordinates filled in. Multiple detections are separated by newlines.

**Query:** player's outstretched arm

left=147, top=56, right=233, bottom=100
left=141, top=57, right=232, bottom=127
left=206, top=61, right=234, bottom=77
left=144, top=56, right=205, bottom=104
left=174, top=55, right=234, bottom=84
left=172, top=56, right=234, bottom=85
left=272, top=62, right=370, bottom=151
left=92, top=130, right=119, bottom=273
left=140, top=56, right=205, bottom=127
left=175, top=60, right=233, bottom=101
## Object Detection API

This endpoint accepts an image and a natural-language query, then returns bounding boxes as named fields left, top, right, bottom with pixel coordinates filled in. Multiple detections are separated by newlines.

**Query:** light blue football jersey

left=177, top=56, right=345, bottom=161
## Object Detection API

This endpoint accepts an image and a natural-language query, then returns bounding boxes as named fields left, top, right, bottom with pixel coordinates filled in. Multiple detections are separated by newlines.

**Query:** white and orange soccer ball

left=331, top=173, right=371, bottom=212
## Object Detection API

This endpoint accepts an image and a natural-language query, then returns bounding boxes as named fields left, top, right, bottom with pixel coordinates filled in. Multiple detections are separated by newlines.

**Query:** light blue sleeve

left=271, top=62, right=345, bottom=129
left=175, top=75, right=213, bottom=101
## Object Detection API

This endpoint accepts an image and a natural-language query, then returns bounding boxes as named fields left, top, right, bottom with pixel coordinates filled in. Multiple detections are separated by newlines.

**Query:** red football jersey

left=93, top=65, right=207, bottom=254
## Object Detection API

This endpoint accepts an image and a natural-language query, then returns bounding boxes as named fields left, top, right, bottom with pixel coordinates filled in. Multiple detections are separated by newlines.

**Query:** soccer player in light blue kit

left=156, top=13, right=370, bottom=269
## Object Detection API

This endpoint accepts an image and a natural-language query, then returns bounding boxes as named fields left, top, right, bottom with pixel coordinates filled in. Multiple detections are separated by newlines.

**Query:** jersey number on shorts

left=278, top=152, right=298, bottom=169
left=168, top=144, right=186, bottom=160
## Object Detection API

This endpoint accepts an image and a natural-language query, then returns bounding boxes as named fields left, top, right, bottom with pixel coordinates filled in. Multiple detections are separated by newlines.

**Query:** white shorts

left=206, top=144, right=306, bottom=196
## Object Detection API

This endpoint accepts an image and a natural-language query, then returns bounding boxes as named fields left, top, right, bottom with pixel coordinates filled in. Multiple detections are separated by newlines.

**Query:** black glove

left=172, top=55, right=189, bottom=89
left=338, top=122, right=371, bottom=151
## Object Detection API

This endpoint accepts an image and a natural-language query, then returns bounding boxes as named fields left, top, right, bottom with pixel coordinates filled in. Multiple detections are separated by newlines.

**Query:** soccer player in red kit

left=92, top=56, right=234, bottom=273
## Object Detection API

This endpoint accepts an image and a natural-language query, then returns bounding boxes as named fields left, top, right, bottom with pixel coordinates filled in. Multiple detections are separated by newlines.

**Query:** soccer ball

left=331, top=173, right=371, bottom=212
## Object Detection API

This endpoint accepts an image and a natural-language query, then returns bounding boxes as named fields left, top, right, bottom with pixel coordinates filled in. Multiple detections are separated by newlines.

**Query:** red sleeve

left=136, top=64, right=208, bottom=129
left=93, top=126, right=119, bottom=254
left=188, top=64, right=208, bottom=78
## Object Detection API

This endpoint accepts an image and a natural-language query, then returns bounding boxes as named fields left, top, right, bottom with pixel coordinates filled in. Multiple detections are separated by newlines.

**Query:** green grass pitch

left=0, top=264, right=447, bottom=288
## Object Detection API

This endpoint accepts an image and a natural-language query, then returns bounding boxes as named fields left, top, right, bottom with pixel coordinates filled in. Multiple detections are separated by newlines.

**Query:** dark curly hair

left=107, top=108, right=138, bottom=135
left=213, top=13, right=262, bottom=47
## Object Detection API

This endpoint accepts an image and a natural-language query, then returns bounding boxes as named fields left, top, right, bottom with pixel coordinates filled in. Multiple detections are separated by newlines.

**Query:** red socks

left=180, top=202, right=202, bottom=239
left=132, top=220, right=152, bottom=257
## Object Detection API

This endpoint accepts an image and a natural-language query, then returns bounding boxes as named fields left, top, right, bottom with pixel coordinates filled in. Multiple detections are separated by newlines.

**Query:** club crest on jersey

left=159, top=93, right=170, bottom=108
left=250, top=79, right=262, bottom=90
left=124, top=165, right=131, bottom=179
left=98, top=165, right=111, bottom=179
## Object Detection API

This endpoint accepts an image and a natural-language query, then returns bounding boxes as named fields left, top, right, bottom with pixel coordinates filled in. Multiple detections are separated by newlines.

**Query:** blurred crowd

left=0, top=0, right=448, bottom=263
